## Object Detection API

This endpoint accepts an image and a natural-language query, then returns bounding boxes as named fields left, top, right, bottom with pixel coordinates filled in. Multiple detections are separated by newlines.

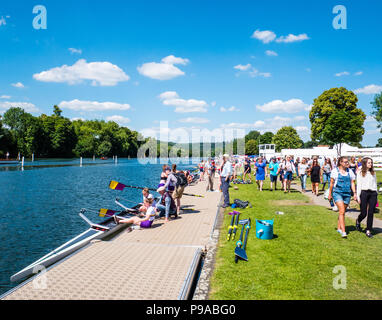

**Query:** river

left=0, top=158, right=197, bottom=296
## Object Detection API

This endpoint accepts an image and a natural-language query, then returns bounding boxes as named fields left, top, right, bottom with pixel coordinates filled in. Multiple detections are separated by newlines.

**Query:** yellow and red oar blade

left=99, top=208, right=119, bottom=217
left=109, top=180, right=126, bottom=191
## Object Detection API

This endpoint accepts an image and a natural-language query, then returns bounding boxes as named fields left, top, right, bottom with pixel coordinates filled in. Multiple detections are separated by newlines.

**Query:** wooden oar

left=109, top=180, right=204, bottom=198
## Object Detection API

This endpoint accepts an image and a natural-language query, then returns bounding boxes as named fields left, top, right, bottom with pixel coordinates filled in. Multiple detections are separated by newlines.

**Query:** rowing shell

left=10, top=205, right=140, bottom=283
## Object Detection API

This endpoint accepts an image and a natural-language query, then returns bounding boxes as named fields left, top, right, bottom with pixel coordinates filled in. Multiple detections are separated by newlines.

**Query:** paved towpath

left=3, top=178, right=222, bottom=300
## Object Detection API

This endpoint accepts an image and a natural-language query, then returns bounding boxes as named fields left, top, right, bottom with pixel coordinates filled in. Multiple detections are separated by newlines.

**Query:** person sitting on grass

left=114, top=197, right=157, bottom=229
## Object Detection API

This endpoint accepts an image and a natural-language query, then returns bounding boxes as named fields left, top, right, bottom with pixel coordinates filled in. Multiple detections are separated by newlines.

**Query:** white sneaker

left=341, top=231, right=347, bottom=238
left=332, top=205, right=338, bottom=212
left=337, top=229, right=342, bottom=234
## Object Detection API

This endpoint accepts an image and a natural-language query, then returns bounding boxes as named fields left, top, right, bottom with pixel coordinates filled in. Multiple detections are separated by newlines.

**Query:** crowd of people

left=114, top=164, right=193, bottom=228
left=114, top=154, right=379, bottom=239
left=226, top=154, right=379, bottom=239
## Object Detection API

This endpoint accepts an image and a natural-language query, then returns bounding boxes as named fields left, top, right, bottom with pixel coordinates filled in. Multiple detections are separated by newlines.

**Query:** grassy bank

left=209, top=178, right=382, bottom=300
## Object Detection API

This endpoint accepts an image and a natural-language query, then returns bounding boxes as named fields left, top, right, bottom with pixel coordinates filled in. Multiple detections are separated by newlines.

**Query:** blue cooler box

left=256, top=219, right=274, bottom=240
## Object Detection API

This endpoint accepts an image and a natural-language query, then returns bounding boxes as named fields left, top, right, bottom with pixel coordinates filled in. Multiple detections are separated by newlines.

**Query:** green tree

left=303, top=140, right=319, bottom=149
left=97, top=141, right=112, bottom=156
left=310, top=87, right=366, bottom=155
left=371, top=92, right=382, bottom=133
left=376, top=138, right=382, bottom=147
left=245, top=139, right=258, bottom=155
left=259, top=131, right=274, bottom=144
left=272, top=126, right=303, bottom=152
left=245, top=130, right=261, bottom=143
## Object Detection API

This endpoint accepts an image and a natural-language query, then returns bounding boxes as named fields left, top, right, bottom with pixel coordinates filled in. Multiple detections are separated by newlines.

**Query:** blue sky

left=0, top=0, right=381, bottom=145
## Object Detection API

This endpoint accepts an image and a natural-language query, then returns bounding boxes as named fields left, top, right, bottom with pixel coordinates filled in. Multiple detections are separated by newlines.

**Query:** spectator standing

left=356, top=157, right=378, bottom=238
left=220, top=154, right=232, bottom=208
left=298, top=158, right=309, bottom=192
left=328, top=157, right=357, bottom=238
left=268, top=158, right=279, bottom=191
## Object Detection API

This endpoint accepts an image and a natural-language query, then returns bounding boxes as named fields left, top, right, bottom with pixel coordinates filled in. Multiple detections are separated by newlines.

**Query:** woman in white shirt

left=355, top=157, right=378, bottom=238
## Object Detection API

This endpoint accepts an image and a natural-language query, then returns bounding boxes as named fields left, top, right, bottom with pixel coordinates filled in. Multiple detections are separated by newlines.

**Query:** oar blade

left=99, top=208, right=119, bottom=217
left=234, top=247, right=248, bottom=261
left=109, top=180, right=126, bottom=191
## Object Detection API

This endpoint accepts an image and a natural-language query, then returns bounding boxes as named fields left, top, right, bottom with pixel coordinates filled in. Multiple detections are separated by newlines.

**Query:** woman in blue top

left=255, top=157, right=267, bottom=192
left=328, top=157, right=357, bottom=238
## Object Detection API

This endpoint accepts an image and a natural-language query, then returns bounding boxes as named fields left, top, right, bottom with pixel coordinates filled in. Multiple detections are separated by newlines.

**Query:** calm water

left=0, top=158, right=196, bottom=296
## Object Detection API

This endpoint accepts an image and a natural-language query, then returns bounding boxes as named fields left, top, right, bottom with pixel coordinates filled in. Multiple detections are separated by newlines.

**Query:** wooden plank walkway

left=2, top=178, right=222, bottom=300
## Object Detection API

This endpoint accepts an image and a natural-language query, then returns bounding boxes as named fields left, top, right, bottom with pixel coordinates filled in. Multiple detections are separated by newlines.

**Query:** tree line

left=0, top=106, right=142, bottom=159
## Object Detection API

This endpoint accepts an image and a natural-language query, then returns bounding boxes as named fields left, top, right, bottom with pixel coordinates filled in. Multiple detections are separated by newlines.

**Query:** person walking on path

left=308, top=158, right=321, bottom=196
left=321, top=158, right=333, bottom=191
left=220, top=154, right=232, bottom=208
left=349, top=157, right=357, bottom=176
left=243, top=156, right=252, bottom=182
left=355, top=157, right=378, bottom=238
left=298, top=158, right=309, bottom=192
left=328, top=157, right=357, bottom=238
left=172, top=165, right=188, bottom=215
left=254, top=156, right=267, bottom=191
left=205, top=158, right=216, bottom=191
left=278, top=156, right=295, bottom=193
left=268, top=158, right=279, bottom=191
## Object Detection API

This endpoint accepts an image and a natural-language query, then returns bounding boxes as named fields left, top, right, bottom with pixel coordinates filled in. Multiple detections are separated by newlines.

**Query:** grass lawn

left=209, top=176, right=382, bottom=300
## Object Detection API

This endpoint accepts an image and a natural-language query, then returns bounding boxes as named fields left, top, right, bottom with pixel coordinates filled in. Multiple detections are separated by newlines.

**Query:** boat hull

left=10, top=209, right=137, bottom=282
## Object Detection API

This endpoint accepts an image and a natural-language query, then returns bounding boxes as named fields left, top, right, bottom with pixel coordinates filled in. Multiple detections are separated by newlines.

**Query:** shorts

left=284, top=171, right=293, bottom=181
left=167, top=185, right=175, bottom=192
left=270, top=175, right=278, bottom=182
left=173, top=185, right=185, bottom=199
left=199, top=168, right=204, bottom=172
left=332, top=192, right=351, bottom=205
left=140, top=220, right=153, bottom=228
left=244, top=166, right=251, bottom=173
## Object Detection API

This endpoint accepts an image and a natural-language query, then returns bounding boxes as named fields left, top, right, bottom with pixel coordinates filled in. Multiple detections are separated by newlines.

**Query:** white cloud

left=59, top=99, right=131, bottom=111
left=211, top=101, right=217, bottom=107
left=161, top=55, right=189, bottom=65
left=0, top=16, right=6, bottom=27
left=354, top=71, right=363, bottom=76
left=234, top=63, right=271, bottom=78
left=71, top=117, right=85, bottom=121
left=11, top=82, right=25, bottom=88
left=354, top=84, right=382, bottom=95
left=68, top=48, right=82, bottom=54
left=33, top=59, right=130, bottom=86
left=137, top=55, right=189, bottom=80
left=0, top=101, right=39, bottom=114
left=295, top=126, right=309, bottom=132
left=220, top=106, right=240, bottom=112
left=251, top=30, right=276, bottom=43
left=159, top=91, right=208, bottom=113
left=178, top=117, right=210, bottom=124
left=234, top=64, right=252, bottom=71
left=106, top=115, right=131, bottom=126
left=276, top=33, right=310, bottom=43
left=0, top=95, right=11, bottom=99
left=256, top=99, right=309, bottom=113
left=335, top=71, right=350, bottom=77
left=265, top=50, right=278, bottom=56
